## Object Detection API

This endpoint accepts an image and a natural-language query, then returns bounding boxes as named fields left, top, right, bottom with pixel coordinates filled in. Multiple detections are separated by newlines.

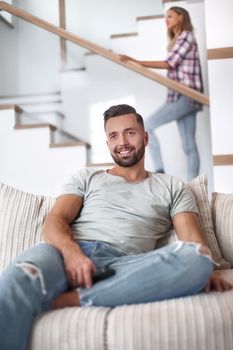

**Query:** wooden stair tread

left=25, top=110, right=65, bottom=118
left=1, top=106, right=90, bottom=149
left=136, top=14, right=164, bottom=21
left=14, top=123, right=89, bottom=146
left=14, top=123, right=56, bottom=131
left=19, top=99, right=62, bottom=106
left=50, top=141, right=91, bottom=148
left=14, top=122, right=80, bottom=140
left=0, top=104, right=23, bottom=113
left=110, top=32, right=138, bottom=39
left=0, top=91, right=60, bottom=99
left=60, top=67, right=86, bottom=73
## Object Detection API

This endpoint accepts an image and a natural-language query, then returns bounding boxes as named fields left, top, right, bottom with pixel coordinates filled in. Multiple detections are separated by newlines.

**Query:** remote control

left=92, top=267, right=115, bottom=283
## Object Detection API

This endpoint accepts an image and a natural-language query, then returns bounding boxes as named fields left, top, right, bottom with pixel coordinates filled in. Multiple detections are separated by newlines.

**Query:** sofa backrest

left=0, top=174, right=231, bottom=274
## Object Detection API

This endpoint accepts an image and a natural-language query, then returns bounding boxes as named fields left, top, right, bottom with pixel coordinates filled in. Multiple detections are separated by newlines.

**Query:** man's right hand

left=62, top=243, right=96, bottom=289
left=43, top=195, right=96, bottom=289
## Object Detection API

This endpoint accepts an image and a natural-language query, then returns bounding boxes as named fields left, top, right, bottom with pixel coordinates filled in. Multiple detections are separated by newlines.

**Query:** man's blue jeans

left=145, top=95, right=201, bottom=180
left=0, top=241, right=213, bottom=350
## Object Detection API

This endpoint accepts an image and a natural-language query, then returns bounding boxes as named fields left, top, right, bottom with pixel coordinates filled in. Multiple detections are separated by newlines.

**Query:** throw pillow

left=211, top=192, right=233, bottom=266
left=0, top=183, right=55, bottom=273
left=187, top=174, right=231, bottom=269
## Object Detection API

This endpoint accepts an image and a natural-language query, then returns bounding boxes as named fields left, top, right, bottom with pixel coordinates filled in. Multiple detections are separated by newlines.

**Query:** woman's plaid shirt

left=166, top=31, right=203, bottom=109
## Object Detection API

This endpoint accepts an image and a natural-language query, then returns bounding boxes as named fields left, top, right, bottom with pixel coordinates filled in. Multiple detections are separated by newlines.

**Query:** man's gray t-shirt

left=60, top=168, right=198, bottom=254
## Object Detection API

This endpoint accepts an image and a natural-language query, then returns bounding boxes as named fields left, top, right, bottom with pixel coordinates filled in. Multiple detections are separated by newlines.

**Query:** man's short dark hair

left=103, top=104, right=144, bottom=130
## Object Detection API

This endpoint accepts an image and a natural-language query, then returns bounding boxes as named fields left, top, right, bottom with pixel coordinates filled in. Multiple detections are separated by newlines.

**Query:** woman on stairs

left=120, top=6, right=203, bottom=180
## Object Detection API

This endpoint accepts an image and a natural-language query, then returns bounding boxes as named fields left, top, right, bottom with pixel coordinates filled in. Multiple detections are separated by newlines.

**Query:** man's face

left=105, top=114, right=148, bottom=167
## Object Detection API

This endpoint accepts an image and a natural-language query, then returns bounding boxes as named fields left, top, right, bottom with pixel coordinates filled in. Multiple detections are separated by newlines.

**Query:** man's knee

left=180, top=242, right=214, bottom=278
left=15, top=262, right=47, bottom=295
left=2, top=243, right=62, bottom=295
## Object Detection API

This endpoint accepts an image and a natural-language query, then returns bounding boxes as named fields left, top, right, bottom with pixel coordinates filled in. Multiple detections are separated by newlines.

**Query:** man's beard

left=111, top=144, right=145, bottom=167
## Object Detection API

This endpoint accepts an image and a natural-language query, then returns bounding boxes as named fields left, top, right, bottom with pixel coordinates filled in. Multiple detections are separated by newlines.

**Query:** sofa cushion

left=211, top=192, right=233, bottom=266
left=106, top=269, right=233, bottom=350
left=29, top=307, right=109, bottom=350
left=0, top=183, right=55, bottom=273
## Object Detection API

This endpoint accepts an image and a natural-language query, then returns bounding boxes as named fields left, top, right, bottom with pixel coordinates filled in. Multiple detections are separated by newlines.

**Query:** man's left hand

left=204, top=270, right=233, bottom=292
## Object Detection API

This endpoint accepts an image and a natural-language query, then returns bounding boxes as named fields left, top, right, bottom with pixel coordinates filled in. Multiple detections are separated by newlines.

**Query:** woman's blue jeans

left=0, top=241, right=213, bottom=350
left=145, top=95, right=201, bottom=180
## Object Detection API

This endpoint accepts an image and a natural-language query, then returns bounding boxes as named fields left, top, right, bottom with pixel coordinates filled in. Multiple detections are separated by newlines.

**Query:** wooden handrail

left=208, top=47, right=233, bottom=60
left=0, top=1, right=209, bottom=106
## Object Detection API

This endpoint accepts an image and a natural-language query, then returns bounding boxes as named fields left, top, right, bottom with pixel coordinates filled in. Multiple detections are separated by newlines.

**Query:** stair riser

left=20, top=112, right=64, bottom=129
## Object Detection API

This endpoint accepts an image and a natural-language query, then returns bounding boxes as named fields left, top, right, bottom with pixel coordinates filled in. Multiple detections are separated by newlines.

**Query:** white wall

left=205, top=0, right=233, bottom=193
left=205, top=0, right=233, bottom=49
left=0, top=0, right=60, bottom=95
left=65, top=0, right=163, bottom=67
left=208, top=59, right=233, bottom=155
left=68, top=0, right=162, bottom=47
left=14, top=0, right=60, bottom=94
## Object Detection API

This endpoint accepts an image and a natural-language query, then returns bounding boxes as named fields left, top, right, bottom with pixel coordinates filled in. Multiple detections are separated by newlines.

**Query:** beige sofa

left=0, top=174, right=233, bottom=350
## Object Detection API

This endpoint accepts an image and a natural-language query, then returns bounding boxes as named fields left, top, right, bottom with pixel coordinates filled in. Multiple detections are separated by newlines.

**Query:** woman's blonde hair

left=167, top=7, right=193, bottom=50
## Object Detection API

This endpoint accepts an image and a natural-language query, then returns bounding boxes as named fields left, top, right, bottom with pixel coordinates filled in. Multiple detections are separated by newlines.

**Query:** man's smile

left=118, top=149, right=133, bottom=155
left=116, top=147, right=134, bottom=157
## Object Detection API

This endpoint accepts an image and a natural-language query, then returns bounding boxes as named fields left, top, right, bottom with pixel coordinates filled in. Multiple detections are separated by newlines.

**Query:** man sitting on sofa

left=0, top=104, right=231, bottom=350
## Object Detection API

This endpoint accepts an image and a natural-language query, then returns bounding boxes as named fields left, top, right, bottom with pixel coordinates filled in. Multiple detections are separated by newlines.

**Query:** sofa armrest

left=212, top=192, right=233, bottom=267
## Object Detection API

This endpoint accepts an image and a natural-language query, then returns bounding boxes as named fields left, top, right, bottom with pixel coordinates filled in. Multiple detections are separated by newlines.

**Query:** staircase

left=0, top=92, right=64, bottom=128
left=0, top=0, right=232, bottom=194
left=0, top=105, right=89, bottom=196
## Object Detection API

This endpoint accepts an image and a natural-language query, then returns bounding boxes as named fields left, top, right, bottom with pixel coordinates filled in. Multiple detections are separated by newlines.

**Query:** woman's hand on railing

left=119, top=54, right=138, bottom=63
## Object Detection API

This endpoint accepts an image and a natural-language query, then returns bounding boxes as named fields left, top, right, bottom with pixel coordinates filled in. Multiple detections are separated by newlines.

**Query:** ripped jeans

left=0, top=241, right=214, bottom=350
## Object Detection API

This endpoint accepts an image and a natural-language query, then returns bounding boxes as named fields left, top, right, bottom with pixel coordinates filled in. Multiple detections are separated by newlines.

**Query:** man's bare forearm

left=43, top=212, right=96, bottom=288
left=43, top=213, right=82, bottom=256
left=42, top=194, right=84, bottom=257
left=172, top=212, right=210, bottom=249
